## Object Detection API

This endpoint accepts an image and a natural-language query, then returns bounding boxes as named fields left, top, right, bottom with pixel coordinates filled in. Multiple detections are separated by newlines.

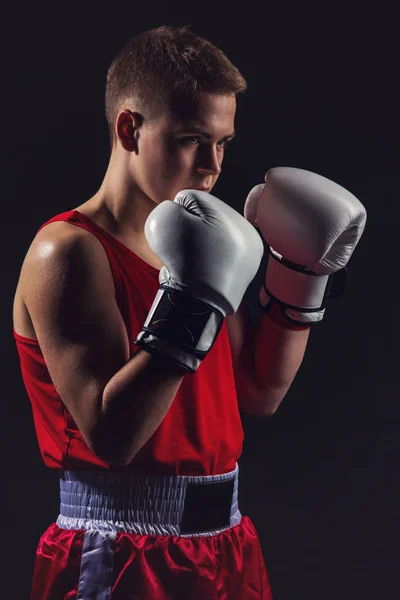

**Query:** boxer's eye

left=180, top=137, right=233, bottom=149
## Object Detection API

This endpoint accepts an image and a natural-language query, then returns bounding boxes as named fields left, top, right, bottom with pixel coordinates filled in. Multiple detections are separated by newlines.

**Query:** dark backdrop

left=4, top=5, right=393, bottom=599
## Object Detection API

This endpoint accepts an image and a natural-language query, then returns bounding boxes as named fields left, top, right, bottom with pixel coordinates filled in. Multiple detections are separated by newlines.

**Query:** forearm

left=96, top=349, right=186, bottom=467
left=254, top=306, right=311, bottom=390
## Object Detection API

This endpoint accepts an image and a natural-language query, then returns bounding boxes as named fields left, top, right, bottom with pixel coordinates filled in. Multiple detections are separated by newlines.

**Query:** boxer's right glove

left=134, top=189, right=264, bottom=374
left=244, top=167, right=367, bottom=326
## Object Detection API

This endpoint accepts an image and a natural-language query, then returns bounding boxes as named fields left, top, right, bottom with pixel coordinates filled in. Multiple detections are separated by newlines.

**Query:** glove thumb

left=244, top=183, right=265, bottom=228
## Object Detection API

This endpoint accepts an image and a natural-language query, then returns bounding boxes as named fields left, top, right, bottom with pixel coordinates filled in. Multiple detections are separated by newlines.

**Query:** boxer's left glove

left=134, top=189, right=264, bottom=373
left=244, top=167, right=367, bottom=326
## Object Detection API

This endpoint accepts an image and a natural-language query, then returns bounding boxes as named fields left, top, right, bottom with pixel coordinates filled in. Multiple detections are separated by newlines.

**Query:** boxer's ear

left=115, top=110, right=143, bottom=152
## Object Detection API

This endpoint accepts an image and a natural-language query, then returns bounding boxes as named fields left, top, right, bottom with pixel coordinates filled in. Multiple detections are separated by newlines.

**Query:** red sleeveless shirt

left=13, top=210, right=244, bottom=476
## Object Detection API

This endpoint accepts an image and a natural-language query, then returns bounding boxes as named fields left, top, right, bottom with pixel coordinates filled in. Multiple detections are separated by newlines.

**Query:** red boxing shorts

left=31, top=464, right=273, bottom=599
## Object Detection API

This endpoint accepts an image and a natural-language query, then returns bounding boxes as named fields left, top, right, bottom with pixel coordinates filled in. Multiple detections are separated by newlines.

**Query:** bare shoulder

left=20, top=220, right=113, bottom=300
left=27, top=220, right=100, bottom=256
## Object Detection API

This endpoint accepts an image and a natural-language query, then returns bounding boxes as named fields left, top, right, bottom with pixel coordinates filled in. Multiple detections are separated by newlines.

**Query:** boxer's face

left=129, top=93, right=236, bottom=204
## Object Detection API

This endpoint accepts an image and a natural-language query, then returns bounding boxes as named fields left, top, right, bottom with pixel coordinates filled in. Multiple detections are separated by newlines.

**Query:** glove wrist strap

left=134, top=286, right=225, bottom=374
left=260, top=247, right=348, bottom=326
left=265, top=247, right=330, bottom=312
left=259, top=287, right=322, bottom=327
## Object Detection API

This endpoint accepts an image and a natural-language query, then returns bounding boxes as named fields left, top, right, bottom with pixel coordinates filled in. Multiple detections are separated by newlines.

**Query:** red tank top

left=13, top=210, right=244, bottom=476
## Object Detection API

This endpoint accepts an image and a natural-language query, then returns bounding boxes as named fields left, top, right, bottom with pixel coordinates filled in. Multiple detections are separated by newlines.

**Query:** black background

left=4, top=4, right=395, bottom=599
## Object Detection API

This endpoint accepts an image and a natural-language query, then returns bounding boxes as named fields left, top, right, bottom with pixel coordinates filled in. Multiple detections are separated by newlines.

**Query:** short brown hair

left=105, top=25, right=247, bottom=146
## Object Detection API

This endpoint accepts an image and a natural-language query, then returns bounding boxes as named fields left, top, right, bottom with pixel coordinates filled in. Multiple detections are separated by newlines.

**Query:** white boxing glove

left=135, top=189, right=264, bottom=373
left=244, top=167, right=367, bottom=325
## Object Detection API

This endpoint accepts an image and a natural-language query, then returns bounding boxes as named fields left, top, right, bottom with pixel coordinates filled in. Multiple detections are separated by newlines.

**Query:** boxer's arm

left=23, top=227, right=185, bottom=467
left=226, top=301, right=310, bottom=416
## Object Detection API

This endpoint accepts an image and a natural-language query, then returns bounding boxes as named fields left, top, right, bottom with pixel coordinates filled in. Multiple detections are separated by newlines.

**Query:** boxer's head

left=105, top=26, right=246, bottom=204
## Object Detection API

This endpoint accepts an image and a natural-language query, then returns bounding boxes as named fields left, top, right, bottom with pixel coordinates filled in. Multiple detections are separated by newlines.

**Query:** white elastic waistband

left=56, top=463, right=242, bottom=538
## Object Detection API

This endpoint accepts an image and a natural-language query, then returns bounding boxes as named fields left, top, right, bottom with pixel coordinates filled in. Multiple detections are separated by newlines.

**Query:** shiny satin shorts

left=31, top=463, right=273, bottom=599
